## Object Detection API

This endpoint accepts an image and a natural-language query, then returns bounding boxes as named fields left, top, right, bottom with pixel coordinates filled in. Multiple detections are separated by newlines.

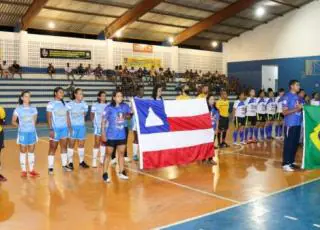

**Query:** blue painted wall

left=228, top=55, right=320, bottom=94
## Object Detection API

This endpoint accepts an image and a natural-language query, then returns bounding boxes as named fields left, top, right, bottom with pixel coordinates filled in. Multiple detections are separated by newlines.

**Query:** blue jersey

left=103, top=103, right=131, bottom=140
left=282, top=92, right=302, bottom=127
left=66, top=100, right=88, bottom=126
left=13, top=105, right=37, bottom=132
left=210, top=107, right=220, bottom=130
left=47, top=100, right=68, bottom=129
left=91, top=102, right=107, bottom=128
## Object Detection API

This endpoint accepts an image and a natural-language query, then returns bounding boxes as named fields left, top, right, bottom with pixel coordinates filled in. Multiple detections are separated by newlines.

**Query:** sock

left=78, top=148, right=85, bottom=163
left=249, top=127, right=254, bottom=139
left=20, top=153, right=27, bottom=172
left=67, top=148, right=74, bottom=164
left=269, top=125, right=273, bottom=138
left=254, top=128, right=259, bottom=140
left=61, top=153, right=68, bottom=167
left=100, top=145, right=106, bottom=164
left=92, top=148, right=99, bottom=163
left=217, top=133, right=221, bottom=145
left=240, top=130, right=244, bottom=142
left=233, top=131, right=238, bottom=143
left=48, top=155, right=55, bottom=169
left=245, top=128, right=249, bottom=140
left=265, top=126, right=270, bottom=138
left=133, top=143, right=139, bottom=156
left=279, top=125, right=283, bottom=137
left=275, top=125, right=279, bottom=137
left=260, top=128, right=265, bottom=140
left=28, top=153, right=35, bottom=172
left=222, top=131, right=227, bottom=143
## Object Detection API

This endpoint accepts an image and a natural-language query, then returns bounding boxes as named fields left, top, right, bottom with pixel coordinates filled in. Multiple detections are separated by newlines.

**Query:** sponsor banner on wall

left=123, top=57, right=161, bottom=69
left=133, top=44, right=153, bottom=53
left=40, top=48, right=91, bottom=59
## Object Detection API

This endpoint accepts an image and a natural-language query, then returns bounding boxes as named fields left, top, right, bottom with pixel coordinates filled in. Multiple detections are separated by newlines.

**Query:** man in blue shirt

left=282, top=80, right=303, bottom=172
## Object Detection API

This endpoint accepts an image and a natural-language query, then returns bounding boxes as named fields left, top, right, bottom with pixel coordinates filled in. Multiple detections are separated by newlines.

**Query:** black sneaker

left=0, top=174, right=7, bottom=182
left=102, top=172, right=110, bottom=183
left=290, top=163, right=300, bottom=169
left=79, top=161, right=90, bottom=169
left=62, top=165, right=72, bottom=172
left=222, top=142, right=229, bottom=148
left=219, top=143, right=224, bottom=148
left=68, top=162, right=74, bottom=170
left=48, top=168, right=54, bottom=175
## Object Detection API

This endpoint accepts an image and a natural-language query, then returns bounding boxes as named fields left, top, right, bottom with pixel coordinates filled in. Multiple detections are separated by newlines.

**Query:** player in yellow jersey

left=176, top=85, right=191, bottom=100
left=0, top=106, right=6, bottom=182
left=216, top=89, right=230, bottom=148
left=197, top=85, right=209, bottom=99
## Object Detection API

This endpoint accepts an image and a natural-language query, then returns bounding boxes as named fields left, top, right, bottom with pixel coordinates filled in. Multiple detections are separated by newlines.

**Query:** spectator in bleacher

left=129, top=66, right=135, bottom=75
left=94, top=64, right=104, bottom=80
left=77, top=63, right=85, bottom=79
left=65, top=63, right=75, bottom=80
left=150, top=65, right=157, bottom=85
left=85, top=64, right=94, bottom=77
left=47, top=63, right=55, bottom=79
left=137, top=67, right=143, bottom=79
left=10, top=60, right=22, bottom=79
left=164, top=67, right=173, bottom=82
left=176, top=85, right=191, bottom=100
left=65, top=80, right=75, bottom=98
left=143, top=66, right=149, bottom=75
left=1, top=61, right=10, bottom=79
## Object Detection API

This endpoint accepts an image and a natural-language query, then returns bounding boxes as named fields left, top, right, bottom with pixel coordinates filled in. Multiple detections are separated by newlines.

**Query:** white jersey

left=266, top=97, right=277, bottom=115
left=233, top=100, right=246, bottom=118
left=311, top=99, right=320, bottom=106
left=275, top=96, right=283, bottom=113
left=245, top=97, right=257, bottom=116
left=257, top=97, right=267, bottom=114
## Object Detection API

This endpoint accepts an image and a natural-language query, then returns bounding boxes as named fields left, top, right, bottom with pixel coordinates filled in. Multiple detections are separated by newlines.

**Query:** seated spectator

left=85, top=64, right=94, bottom=76
left=164, top=67, right=173, bottom=82
left=143, top=66, right=149, bottom=75
left=137, top=67, right=143, bottom=79
left=94, top=64, right=104, bottom=80
left=65, top=80, right=75, bottom=98
left=65, top=63, right=75, bottom=80
left=76, top=63, right=85, bottom=79
left=47, top=63, right=55, bottom=79
left=10, top=60, right=22, bottom=79
left=1, top=61, right=10, bottom=79
left=129, top=66, right=135, bottom=75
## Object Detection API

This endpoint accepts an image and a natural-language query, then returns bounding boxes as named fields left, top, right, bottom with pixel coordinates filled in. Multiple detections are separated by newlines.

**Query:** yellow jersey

left=197, top=93, right=207, bottom=99
left=176, top=94, right=190, bottom=100
left=0, top=106, right=5, bottom=132
left=216, top=99, right=229, bottom=117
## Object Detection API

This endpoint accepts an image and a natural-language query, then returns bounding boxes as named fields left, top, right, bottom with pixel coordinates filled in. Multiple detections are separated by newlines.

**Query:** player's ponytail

left=18, top=90, right=30, bottom=105
left=53, top=87, right=65, bottom=105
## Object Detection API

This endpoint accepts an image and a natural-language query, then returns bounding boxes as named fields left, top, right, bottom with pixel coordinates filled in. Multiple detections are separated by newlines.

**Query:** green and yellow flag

left=303, top=105, right=320, bottom=169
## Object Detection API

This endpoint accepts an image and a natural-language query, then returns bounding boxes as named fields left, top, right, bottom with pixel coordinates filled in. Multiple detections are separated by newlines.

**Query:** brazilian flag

left=303, top=106, right=320, bottom=169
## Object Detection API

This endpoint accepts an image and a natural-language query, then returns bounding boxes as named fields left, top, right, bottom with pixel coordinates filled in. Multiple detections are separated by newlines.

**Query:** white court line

left=238, top=153, right=283, bottom=163
left=284, top=215, right=298, bottom=221
left=155, top=176, right=320, bottom=229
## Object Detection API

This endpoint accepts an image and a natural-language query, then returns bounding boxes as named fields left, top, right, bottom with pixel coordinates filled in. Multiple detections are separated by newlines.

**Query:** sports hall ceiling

left=0, top=0, right=314, bottom=49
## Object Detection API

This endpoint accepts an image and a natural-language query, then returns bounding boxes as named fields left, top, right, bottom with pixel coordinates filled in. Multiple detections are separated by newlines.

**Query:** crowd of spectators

left=0, top=60, right=22, bottom=79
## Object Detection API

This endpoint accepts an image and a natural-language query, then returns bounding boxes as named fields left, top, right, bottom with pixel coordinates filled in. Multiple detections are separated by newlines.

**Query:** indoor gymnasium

left=0, top=0, right=320, bottom=229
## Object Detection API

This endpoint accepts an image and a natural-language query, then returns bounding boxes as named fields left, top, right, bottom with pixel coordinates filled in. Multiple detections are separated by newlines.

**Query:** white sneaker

left=124, top=157, right=131, bottom=163
left=240, top=141, right=247, bottom=145
left=111, top=158, right=117, bottom=165
left=282, top=165, right=294, bottom=172
left=233, top=142, right=241, bottom=146
left=92, top=161, right=97, bottom=168
left=118, top=171, right=129, bottom=180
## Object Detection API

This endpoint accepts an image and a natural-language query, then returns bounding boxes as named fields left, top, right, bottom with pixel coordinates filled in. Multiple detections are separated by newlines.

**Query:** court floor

left=0, top=125, right=319, bottom=230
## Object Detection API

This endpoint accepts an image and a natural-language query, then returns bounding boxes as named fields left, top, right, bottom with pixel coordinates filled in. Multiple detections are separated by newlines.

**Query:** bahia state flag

left=132, top=98, right=214, bottom=169
left=303, top=105, right=320, bottom=169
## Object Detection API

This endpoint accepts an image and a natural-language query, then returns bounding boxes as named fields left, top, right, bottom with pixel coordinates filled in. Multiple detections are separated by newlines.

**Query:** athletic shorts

left=51, top=127, right=69, bottom=142
left=0, top=131, right=4, bottom=149
left=106, top=139, right=127, bottom=147
left=275, top=113, right=284, bottom=121
left=257, top=114, right=267, bottom=122
left=94, top=126, right=102, bottom=136
left=234, top=117, right=246, bottom=128
left=17, top=131, right=38, bottom=145
left=218, top=116, right=229, bottom=131
left=70, top=125, right=86, bottom=140
left=267, top=114, right=276, bottom=121
left=246, top=116, right=257, bottom=126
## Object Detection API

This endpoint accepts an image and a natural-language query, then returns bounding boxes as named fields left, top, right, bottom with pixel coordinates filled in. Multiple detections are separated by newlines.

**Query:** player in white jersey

left=266, top=90, right=277, bottom=140
left=232, top=92, right=247, bottom=145
left=275, top=88, right=285, bottom=139
left=256, top=90, right=267, bottom=141
left=12, top=90, right=39, bottom=178
left=90, top=91, right=107, bottom=167
left=245, top=89, right=258, bottom=143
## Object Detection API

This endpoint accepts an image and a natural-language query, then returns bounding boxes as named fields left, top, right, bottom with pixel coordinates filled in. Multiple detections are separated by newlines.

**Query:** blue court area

left=161, top=179, right=320, bottom=230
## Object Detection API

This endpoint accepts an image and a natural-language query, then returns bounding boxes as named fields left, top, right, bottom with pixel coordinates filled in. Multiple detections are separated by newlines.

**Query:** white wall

left=224, top=0, right=320, bottom=63
left=0, top=31, right=20, bottom=65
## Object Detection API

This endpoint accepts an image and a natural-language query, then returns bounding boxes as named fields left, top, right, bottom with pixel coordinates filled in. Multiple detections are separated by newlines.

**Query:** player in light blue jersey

left=66, top=88, right=89, bottom=170
left=90, top=91, right=107, bottom=168
left=47, top=87, right=72, bottom=174
left=12, top=90, right=39, bottom=178
left=101, top=90, right=131, bottom=183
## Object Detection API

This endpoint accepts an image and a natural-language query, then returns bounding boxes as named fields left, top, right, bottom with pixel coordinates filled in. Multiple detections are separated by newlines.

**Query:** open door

left=262, top=65, right=278, bottom=91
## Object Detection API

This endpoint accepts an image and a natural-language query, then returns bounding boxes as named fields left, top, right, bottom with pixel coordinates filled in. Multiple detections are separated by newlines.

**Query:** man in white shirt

left=65, top=63, right=75, bottom=80
left=1, top=61, right=9, bottom=79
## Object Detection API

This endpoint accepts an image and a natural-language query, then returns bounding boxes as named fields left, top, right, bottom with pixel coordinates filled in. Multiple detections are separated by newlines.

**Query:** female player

left=232, top=92, right=247, bottom=145
left=47, top=87, right=72, bottom=174
left=91, top=91, right=107, bottom=168
left=101, top=90, right=131, bottom=183
left=152, top=84, right=163, bottom=100
left=207, top=94, right=218, bottom=163
left=12, top=90, right=39, bottom=177
left=0, top=105, right=5, bottom=181
left=275, top=88, right=285, bottom=140
left=256, top=90, right=267, bottom=142
left=66, top=88, right=89, bottom=170
left=266, top=90, right=277, bottom=140
left=245, top=89, right=258, bottom=143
